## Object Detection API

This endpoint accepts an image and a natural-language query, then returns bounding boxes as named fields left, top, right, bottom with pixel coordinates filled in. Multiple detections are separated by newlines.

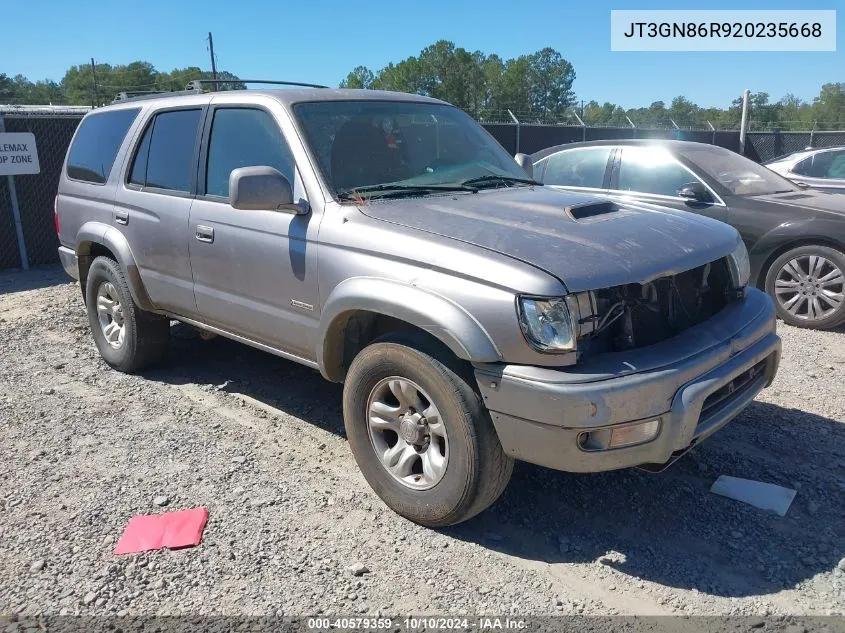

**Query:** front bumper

left=58, top=246, right=79, bottom=280
left=474, top=288, right=781, bottom=473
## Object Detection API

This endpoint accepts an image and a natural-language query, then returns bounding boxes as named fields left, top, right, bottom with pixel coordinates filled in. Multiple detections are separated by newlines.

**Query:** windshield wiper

left=459, top=174, right=541, bottom=189
left=337, top=183, right=475, bottom=201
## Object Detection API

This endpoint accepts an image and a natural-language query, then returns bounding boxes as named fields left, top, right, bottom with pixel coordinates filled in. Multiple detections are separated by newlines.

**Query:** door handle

left=115, top=210, right=129, bottom=225
left=195, top=225, right=214, bottom=243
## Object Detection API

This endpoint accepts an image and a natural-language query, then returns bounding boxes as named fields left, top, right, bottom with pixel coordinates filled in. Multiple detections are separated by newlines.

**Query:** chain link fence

left=484, top=123, right=845, bottom=162
left=0, top=109, right=85, bottom=271
left=1, top=108, right=844, bottom=271
left=744, top=130, right=845, bottom=162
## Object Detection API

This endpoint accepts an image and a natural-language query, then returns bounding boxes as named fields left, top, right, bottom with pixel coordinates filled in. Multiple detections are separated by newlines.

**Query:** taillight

left=53, top=196, right=60, bottom=234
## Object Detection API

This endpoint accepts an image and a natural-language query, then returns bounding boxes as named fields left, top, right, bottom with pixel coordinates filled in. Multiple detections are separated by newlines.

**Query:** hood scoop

left=564, top=200, right=620, bottom=221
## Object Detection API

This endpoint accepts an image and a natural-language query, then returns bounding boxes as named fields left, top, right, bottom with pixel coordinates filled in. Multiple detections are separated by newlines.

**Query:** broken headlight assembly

left=517, top=296, right=578, bottom=352
left=727, top=238, right=751, bottom=289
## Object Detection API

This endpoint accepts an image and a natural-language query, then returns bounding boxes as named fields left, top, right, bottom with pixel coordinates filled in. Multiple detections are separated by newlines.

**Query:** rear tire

left=764, top=245, right=845, bottom=329
left=85, top=256, right=170, bottom=373
left=342, top=332, right=513, bottom=527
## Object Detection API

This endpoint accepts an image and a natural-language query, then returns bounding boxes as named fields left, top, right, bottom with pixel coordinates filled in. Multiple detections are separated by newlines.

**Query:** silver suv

left=56, top=85, right=781, bottom=527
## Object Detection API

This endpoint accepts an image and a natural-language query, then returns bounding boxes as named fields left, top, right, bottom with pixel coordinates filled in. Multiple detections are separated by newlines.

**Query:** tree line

left=0, top=61, right=243, bottom=107
left=579, top=86, right=845, bottom=131
left=3, top=46, right=844, bottom=131
left=340, top=40, right=844, bottom=130
left=339, top=40, right=576, bottom=123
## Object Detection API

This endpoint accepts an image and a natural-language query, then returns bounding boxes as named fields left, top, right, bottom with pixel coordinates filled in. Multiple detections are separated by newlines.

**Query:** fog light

left=580, top=419, right=661, bottom=451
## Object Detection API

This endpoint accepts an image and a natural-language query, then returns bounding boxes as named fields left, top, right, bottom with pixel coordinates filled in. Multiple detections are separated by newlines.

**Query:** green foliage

left=2, top=62, right=244, bottom=106
left=3, top=53, right=844, bottom=131
left=586, top=87, right=845, bottom=131
left=343, top=40, right=576, bottom=121
left=339, top=43, right=845, bottom=130
left=340, top=66, right=375, bottom=90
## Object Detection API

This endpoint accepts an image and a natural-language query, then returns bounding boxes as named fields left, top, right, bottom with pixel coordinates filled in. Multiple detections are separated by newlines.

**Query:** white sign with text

left=0, top=133, right=40, bottom=175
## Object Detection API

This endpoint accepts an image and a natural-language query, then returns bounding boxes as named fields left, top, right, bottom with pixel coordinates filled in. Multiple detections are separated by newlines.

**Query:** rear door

left=534, top=146, right=614, bottom=194
left=113, top=105, right=206, bottom=317
left=607, top=145, right=728, bottom=223
left=187, top=102, right=320, bottom=359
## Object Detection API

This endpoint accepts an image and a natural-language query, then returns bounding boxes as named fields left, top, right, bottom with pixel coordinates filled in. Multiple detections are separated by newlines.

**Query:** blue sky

left=4, top=0, right=842, bottom=108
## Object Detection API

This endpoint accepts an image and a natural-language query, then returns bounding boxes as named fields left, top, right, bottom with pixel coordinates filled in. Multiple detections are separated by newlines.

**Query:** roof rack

left=185, top=79, right=330, bottom=91
left=111, top=89, right=196, bottom=104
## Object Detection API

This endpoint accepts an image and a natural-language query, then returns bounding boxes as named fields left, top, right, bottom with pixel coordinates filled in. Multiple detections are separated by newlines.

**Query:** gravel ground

left=1, top=266, right=844, bottom=618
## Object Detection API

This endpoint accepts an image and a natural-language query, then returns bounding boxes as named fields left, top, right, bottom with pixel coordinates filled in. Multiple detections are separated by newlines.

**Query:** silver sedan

left=765, top=146, right=845, bottom=191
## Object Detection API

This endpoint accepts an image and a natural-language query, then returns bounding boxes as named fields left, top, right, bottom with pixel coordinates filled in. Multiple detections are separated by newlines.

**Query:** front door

left=188, top=104, right=320, bottom=360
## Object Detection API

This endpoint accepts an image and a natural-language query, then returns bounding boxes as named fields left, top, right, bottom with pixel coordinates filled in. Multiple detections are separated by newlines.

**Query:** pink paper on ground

left=114, top=507, right=209, bottom=555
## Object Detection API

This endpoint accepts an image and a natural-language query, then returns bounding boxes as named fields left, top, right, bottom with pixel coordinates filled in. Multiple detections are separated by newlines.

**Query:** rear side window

left=66, top=108, right=140, bottom=184
left=792, top=156, right=813, bottom=176
left=540, top=147, right=611, bottom=189
left=205, top=108, right=295, bottom=198
left=129, top=122, right=153, bottom=186
left=129, top=109, right=202, bottom=193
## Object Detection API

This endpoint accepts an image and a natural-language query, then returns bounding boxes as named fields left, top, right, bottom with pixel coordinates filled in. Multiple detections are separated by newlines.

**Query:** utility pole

left=208, top=32, right=218, bottom=91
left=90, top=58, right=97, bottom=108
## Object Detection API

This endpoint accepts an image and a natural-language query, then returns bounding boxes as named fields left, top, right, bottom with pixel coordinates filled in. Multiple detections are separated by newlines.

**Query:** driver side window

left=205, top=107, right=295, bottom=198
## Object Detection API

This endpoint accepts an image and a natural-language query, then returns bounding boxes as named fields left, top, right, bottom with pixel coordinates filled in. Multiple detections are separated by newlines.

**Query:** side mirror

left=514, top=153, right=533, bottom=179
left=229, top=166, right=308, bottom=214
left=677, top=181, right=712, bottom=202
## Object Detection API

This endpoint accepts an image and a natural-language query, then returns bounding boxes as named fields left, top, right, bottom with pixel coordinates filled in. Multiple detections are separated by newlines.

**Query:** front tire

left=85, top=256, right=170, bottom=373
left=342, top=333, right=513, bottom=527
left=764, top=245, right=845, bottom=329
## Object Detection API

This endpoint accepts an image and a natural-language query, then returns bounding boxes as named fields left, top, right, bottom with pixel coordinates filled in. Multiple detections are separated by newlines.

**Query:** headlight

left=517, top=296, right=576, bottom=352
left=728, top=238, right=751, bottom=288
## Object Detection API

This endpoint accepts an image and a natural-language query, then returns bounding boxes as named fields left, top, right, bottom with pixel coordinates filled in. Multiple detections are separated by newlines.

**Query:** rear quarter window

left=66, top=108, right=140, bottom=184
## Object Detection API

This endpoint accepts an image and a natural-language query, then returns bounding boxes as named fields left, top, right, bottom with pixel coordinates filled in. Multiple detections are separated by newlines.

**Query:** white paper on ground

left=710, top=475, right=796, bottom=517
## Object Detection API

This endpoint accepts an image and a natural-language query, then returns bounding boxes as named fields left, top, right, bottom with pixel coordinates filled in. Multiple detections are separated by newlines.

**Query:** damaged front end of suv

left=460, top=196, right=779, bottom=475
left=518, top=236, right=752, bottom=363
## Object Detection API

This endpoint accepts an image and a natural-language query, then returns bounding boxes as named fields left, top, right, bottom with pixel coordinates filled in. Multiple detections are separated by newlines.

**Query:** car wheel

left=85, top=256, right=170, bottom=372
left=342, top=332, right=513, bottom=527
left=765, top=245, right=845, bottom=329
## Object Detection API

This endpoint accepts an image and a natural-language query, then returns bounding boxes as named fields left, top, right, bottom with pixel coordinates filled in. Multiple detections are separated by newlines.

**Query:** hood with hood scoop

left=357, top=186, right=741, bottom=292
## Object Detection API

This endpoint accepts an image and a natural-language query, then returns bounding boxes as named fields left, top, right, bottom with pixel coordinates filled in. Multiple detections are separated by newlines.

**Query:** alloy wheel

left=774, top=255, right=844, bottom=322
left=96, top=282, right=126, bottom=348
left=365, top=376, right=449, bottom=490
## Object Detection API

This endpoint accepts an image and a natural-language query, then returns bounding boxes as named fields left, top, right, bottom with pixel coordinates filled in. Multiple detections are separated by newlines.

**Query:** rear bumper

left=58, top=246, right=79, bottom=280
left=474, top=288, right=781, bottom=473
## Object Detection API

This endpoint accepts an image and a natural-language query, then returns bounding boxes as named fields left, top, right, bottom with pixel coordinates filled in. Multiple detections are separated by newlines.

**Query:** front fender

left=318, top=277, right=502, bottom=381
left=76, top=222, right=156, bottom=312
left=748, top=218, right=845, bottom=285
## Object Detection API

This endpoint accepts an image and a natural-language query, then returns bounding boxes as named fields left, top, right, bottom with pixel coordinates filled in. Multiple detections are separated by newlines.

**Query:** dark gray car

left=56, top=88, right=780, bottom=526
left=532, top=140, right=845, bottom=329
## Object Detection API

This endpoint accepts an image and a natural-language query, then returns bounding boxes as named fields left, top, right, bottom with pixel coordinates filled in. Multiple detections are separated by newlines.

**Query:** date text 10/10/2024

left=306, top=616, right=528, bottom=630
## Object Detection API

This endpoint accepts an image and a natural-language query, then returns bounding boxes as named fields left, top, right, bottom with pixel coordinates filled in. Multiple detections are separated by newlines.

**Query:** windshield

left=294, top=100, right=533, bottom=198
left=682, top=145, right=798, bottom=196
